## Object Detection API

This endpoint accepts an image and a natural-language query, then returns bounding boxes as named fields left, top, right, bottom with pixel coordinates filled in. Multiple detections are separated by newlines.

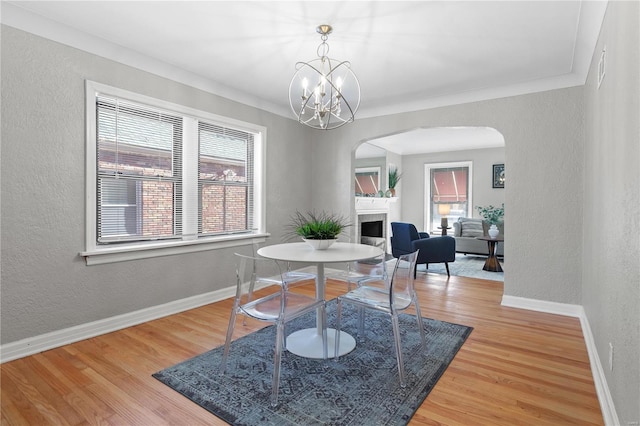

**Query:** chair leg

left=271, top=320, right=285, bottom=407
left=390, top=313, right=406, bottom=388
left=220, top=305, right=238, bottom=374
left=412, top=294, right=427, bottom=349
left=445, top=262, right=450, bottom=277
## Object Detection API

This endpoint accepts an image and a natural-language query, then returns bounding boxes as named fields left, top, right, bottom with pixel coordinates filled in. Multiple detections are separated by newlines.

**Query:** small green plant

left=388, top=167, right=402, bottom=189
left=475, top=204, right=504, bottom=225
left=287, top=211, right=350, bottom=240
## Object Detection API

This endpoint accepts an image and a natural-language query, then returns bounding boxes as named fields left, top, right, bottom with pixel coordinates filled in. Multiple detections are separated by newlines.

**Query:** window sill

left=80, top=233, right=269, bottom=265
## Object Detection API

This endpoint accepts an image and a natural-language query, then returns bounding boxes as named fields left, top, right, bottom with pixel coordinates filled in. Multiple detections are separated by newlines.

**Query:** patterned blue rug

left=153, top=300, right=472, bottom=426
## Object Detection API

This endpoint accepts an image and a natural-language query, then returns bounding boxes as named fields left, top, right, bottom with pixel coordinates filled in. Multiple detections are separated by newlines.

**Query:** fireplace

left=356, top=213, right=387, bottom=246
left=355, top=196, right=397, bottom=254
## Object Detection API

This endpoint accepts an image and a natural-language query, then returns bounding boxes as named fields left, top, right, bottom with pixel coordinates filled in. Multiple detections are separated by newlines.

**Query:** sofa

left=452, top=217, right=504, bottom=257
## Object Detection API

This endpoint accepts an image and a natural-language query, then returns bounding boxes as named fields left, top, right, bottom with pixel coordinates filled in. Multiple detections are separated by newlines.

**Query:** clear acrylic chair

left=325, top=236, right=389, bottom=290
left=333, top=250, right=425, bottom=388
left=220, top=253, right=328, bottom=407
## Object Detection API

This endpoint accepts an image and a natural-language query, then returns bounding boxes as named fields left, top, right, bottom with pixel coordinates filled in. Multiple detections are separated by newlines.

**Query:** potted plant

left=287, top=211, right=350, bottom=250
left=388, top=167, right=402, bottom=197
left=475, top=203, right=504, bottom=238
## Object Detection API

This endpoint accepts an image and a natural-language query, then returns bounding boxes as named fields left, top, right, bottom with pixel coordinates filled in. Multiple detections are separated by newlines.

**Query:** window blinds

left=96, top=95, right=183, bottom=243
left=198, top=122, right=254, bottom=236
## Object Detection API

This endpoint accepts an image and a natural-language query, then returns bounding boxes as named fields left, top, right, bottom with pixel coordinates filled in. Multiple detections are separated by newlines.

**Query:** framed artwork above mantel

left=493, top=164, right=505, bottom=188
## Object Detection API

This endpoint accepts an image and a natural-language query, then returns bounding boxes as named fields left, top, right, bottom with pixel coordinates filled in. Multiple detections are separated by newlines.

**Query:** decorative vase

left=302, top=238, right=337, bottom=250
left=488, top=224, right=499, bottom=239
left=388, top=188, right=396, bottom=197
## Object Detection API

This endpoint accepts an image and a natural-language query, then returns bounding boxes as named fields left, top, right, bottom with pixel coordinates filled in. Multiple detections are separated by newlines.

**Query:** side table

left=437, top=226, right=452, bottom=236
left=476, top=236, right=504, bottom=272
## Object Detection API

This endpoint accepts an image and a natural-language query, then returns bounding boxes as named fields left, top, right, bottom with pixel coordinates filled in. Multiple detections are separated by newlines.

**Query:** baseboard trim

left=501, top=295, right=620, bottom=426
left=0, top=286, right=238, bottom=364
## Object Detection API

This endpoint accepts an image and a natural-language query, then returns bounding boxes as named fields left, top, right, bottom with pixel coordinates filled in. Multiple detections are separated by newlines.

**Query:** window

left=198, top=123, right=254, bottom=235
left=424, top=162, right=473, bottom=231
left=96, top=95, right=182, bottom=242
left=84, top=81, right=266, bottom=264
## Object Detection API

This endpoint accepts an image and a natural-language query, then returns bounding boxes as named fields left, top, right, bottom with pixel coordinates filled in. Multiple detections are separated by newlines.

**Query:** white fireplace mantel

left=355, top=197, right=397, bottom=213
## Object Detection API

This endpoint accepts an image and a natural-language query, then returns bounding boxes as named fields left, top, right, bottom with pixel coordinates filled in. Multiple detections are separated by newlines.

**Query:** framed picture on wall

left=493, top=164, right=505, bottom=188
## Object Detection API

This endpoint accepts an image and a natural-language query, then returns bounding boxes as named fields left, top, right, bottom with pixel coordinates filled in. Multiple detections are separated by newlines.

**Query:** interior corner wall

left=312, top=85, right=585, bottom=306
left=582, top=1, right=640, bottom=424
left=0, top=25, right=313, bottom=345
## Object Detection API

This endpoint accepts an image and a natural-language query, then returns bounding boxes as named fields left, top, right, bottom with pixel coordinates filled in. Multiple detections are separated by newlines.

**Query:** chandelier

left=289, top=25, right=360, bottom=130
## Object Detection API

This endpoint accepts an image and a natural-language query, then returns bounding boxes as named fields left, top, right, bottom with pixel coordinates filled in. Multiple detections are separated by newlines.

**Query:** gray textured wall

left=583, top=2, right=640, bottom=424
left=0, top=26, right=313, bottom=344
left=311, top=86, right=585, bottom=305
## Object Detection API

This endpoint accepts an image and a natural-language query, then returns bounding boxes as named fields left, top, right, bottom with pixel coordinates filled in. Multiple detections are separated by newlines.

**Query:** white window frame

left=354, top=166, right=381, bottom=196
left=424, top=161, right=473, bottom=231
left=81, top=81, right=267, bottom=265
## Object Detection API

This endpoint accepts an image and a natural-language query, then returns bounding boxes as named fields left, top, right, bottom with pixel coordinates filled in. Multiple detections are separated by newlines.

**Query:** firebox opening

left=361, top=220, right=383, bottom=239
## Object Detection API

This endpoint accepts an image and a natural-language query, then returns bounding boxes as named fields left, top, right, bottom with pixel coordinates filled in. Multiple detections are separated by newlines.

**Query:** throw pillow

left=460, top=221, right=484, bottom=238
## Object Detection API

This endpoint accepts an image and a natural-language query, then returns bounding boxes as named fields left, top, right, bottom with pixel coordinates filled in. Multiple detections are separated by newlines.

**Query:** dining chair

left=325, top=237, right=389, bottom=290
left=333, top=250, right=425, bottom=388
left=239, top=243, right=316, bottom=326
left=220, top=253, right=328, bottom=407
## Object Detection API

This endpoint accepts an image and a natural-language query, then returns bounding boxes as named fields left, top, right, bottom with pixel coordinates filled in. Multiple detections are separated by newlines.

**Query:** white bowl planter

left=302, top=238, right=337, bottom=250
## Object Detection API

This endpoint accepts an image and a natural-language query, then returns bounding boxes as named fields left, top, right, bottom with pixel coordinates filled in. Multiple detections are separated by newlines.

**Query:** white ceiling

left=356, top=127, right=505, bottom=158
left=2, top=1, right=607, bottom=153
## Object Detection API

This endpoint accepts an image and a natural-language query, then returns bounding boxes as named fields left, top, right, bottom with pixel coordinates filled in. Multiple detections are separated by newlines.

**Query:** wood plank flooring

left=1, top=272, right=603, bottom=425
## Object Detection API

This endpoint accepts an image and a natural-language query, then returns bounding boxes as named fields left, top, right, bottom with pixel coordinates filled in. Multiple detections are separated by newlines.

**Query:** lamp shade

left=438, top=204, right=451, bottom=215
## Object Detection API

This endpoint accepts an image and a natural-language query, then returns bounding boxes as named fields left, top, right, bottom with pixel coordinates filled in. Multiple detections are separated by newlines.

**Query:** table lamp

left=438, top=204, right=451, bottom=228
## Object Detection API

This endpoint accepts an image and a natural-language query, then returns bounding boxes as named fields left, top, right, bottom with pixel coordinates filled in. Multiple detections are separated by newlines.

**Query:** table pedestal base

left=286, top=328, right=356, bottom=359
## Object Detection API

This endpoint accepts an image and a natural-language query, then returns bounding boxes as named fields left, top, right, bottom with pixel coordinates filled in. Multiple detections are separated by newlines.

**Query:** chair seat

left=340, top=285, right=412, bottom=311
left=326, top=269, right=369, bottom=282
left=240, top=292, right=320, bottom=321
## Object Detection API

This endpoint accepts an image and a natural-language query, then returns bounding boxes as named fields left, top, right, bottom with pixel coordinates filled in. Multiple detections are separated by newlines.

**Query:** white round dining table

left=257, top=242, right=383, bottom=358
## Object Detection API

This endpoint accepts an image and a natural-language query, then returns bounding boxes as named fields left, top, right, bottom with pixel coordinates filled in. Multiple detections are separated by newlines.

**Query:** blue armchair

left=390, top=222, right=456, bottom=277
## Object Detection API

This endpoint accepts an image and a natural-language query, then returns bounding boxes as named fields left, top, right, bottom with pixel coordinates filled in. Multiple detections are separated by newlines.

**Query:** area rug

left=153, top=300, right=472, bottom=426
left=420, top=253, right=504, bottom=281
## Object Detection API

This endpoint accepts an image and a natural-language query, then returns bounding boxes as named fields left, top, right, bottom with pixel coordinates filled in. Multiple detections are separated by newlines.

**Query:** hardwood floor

left=1, top=272, right=603, bottom=425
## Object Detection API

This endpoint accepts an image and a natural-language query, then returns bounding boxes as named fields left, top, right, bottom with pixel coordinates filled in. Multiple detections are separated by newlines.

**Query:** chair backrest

left=360, top=236, right=388, bottom=279
left=388, top=250, right=419, bottom=311
left=234, top=253, right=285, bottom=301
left=390, top=222, right=422, bottom=257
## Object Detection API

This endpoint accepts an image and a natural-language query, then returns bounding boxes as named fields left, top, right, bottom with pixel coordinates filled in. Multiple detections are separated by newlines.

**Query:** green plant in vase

left=287, top=211, right=350, bottom=249
left=388, top=167, right=402, bottom=197
left=475, top=203, right=504, bottom=238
